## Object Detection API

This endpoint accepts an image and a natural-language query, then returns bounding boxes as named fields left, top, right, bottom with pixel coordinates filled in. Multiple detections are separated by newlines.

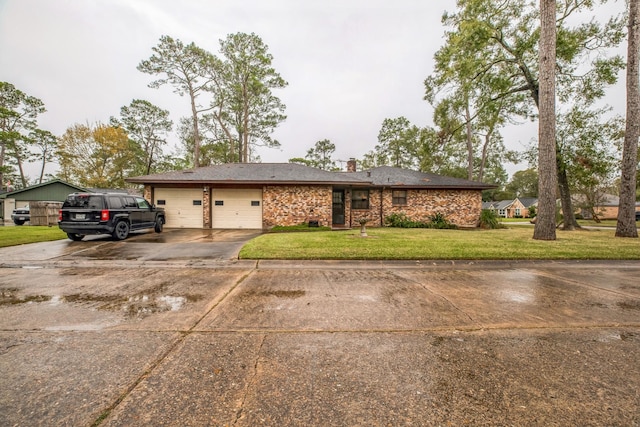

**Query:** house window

left=352, top=189, right=369, bottom=210
left=392, top=190, right=407, bottom=206
left=157, top=200, right=166, bottom=205
left=251, top=201, right=260, bottom=206
left=215, top=200, right=224, bottom=206
left=193, top=200, right=202, bottom=206
left=515, top=208, right=521, bottom=217
left=498, top=209, right=506, bottom=217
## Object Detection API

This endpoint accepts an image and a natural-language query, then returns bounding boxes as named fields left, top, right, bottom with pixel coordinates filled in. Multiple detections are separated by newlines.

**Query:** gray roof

left=127, top=163, right=369, bottom=186
left=127, top=163, right=496, bottom=190
left=517, top=197, right=538, bottom=208
left=346, top=166, right=496, bottom=190
left=484, top=200, right=516, bottom=210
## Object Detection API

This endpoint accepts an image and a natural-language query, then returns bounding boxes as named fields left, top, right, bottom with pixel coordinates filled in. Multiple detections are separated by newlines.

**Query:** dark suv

left=58, top=193, right=165, bottom=241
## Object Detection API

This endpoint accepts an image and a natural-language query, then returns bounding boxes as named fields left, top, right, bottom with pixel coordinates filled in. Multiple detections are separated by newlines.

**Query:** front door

left=332, top=189, right=345, bottom=225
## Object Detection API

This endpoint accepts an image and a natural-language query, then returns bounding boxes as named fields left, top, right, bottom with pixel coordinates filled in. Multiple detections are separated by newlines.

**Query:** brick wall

left=263, top=185, right=333, bottom=228
left=347, top=188, right=482, bottom=228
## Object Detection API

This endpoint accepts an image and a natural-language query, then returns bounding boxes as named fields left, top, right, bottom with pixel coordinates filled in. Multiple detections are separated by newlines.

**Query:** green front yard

left=239, top=225, right=640, bottom=260
left=0, top=226, right=66, bottom=248
left=1, top=224, right=638, bottom=260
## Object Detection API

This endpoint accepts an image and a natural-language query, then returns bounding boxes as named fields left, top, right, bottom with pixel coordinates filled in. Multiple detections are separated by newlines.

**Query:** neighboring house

left=482, top=197, right=538, bottom=218
left=517, top=197, right=538, bottom=218
left=126, top=162, right=495, bottom=230
left=0, top=179, right=89, bottom=224
left=573, top=193, right=640, bottom=220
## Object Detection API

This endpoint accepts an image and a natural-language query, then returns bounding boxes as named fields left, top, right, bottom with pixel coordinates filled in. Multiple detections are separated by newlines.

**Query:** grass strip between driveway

left=239, top=225, right=640, bottom=260
left=0, top=226, right=66, bottom=248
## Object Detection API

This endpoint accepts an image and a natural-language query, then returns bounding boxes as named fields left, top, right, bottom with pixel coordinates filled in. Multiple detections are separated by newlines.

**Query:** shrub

left=385, top=213, right=427, bottom=228
left=479, top=209, right=504, bottom=229
left=428, top=212, right=457, bottom=229
left=385, top=212, right=457, bottom=229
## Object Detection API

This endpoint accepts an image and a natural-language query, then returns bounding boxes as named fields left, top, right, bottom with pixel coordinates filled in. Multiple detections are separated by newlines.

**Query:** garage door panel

left=212, top=189, right=262, bottom=229
left=155, top=188, right=203, bottom=228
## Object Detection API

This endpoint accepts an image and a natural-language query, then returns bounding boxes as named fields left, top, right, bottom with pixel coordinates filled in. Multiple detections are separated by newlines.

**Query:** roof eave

left=125, top=178, right=372, bottom=186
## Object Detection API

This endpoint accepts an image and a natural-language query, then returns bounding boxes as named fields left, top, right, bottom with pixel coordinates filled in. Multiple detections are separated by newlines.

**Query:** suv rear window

left=62, top=194, right=105, bottom=209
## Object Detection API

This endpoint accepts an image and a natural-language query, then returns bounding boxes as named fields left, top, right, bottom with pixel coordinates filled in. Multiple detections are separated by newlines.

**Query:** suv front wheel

left=112, top=220, right=130, bottom=240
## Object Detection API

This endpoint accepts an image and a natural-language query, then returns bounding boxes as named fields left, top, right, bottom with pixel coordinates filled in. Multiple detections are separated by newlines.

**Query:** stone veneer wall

left=349, top=188, right=383, bottom=227
left=382, top=189, right=482, bottom=227
left=346, top=188, right=482, bottom=227
left=263, top=185, right=332, bottom=228
left=143, top=185, right=152, bottom=202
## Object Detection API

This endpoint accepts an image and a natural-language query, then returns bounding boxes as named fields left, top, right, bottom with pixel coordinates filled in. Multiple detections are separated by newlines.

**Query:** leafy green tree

left=28, top=129, right=57, bottom=184
left=304, top=139, right=337, bottom=170
left=111, top=99, right=173, bottom=175
left=505, top=168, right=539, bottom=198
left=559, top=106, right=623, bottom=222
left=374, top=117, right=421, bottom=169
left=288, top=157, right=311, bottom=166
left=0, top=82, right=46, bottom=189
left=617, top=0, right=640, bottom=238
left=205, top=32, right=287, bottom=163
left=57, top=123, right=134, bottom=188
left=430, top=0, right=625, bottom=239
left=138, top=35, right=211, bottom=168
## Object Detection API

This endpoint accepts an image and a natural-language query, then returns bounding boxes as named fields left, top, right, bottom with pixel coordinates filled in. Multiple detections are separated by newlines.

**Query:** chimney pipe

left=347, top=158, right=357, bottom=172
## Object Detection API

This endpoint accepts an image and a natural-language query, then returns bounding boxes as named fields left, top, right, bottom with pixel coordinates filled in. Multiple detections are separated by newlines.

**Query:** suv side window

left=108, top=196, right=125, bottom=209
left=136, top=197, right=151, bottom=209
left=88, top=196, right=105, bottom=209
left=124, top=197, right=137, bottom=208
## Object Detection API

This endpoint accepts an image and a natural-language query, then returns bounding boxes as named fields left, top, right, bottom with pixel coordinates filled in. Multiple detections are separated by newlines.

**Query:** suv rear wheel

left=154, top=217, right=164, bottom=233
left=67, top=233, right=85, bottom=241
left=112, top=220, right=130, bottom=240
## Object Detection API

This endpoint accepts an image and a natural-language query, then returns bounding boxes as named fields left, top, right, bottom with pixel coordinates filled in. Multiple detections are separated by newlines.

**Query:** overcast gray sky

left=0, top=0, right=626, bottom=180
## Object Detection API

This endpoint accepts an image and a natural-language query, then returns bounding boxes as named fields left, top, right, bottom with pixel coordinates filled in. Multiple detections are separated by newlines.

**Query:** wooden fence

left=29, top=201, right=63, bottom=226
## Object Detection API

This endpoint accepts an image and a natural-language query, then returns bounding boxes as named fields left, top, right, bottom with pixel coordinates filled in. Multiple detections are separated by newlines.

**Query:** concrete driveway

left=1, top=231, right=639, bottom=426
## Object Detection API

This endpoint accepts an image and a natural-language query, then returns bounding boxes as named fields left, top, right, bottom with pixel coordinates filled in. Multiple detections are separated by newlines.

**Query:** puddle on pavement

left=1, top=286, right=203, bottom=318
left=617, top=300, right=640, bottom=310
left=241, top=289, right=306, bottom=299
left=63, top=292, right=203, bottom=317
left=0, top=288, right=52, bottom=306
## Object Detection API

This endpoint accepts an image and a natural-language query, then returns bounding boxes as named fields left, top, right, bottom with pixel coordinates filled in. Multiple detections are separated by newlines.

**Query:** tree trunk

left=616, top=0, right=640, bottom=238
left=465, top=100, right=474, bottom=180
left=479, top=129, right=492, bottom=183
left=189, top=89, right=201, bottom=168
left=556, top=147, right=580, bottom=230
left=0, top=142, right=6, bottom=191
left=534, top=0, right=558, bottom=240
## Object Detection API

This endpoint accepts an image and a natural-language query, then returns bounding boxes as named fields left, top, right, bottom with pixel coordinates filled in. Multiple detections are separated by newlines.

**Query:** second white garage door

left=212, top=189, right=263, bottom=229
left=154, top=188, right=203, bottom=228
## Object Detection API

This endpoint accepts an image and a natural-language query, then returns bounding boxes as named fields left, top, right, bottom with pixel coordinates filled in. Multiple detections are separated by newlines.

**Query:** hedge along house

left=125, top=162, right=495, bottom=230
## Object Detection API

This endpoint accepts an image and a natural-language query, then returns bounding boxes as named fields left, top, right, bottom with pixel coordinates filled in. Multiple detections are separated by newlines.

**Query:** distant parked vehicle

left=636, top=211, right=640, bottom=221
left=11, top=206, right=30, bottom=225
left=58, top=193, right=165, bottom=241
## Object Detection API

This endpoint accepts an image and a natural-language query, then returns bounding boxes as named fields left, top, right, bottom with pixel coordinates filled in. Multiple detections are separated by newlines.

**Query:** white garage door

left=212, top=189, right=263, bottom=229
left=154, top=188, right=203, bottom=228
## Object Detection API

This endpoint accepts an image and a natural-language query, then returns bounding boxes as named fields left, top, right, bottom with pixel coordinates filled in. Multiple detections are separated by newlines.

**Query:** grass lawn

left=239, top=225, right=640, bottom=260
left=0, top=226, right=66, bottom=248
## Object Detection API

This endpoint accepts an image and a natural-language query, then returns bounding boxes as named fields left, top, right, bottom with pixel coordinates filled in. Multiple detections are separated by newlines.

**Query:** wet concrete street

left=1, top=230, right=639, bottom=426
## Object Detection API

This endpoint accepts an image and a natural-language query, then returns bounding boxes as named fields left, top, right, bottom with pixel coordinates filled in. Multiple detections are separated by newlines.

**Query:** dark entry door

left=332, top=190, right=345, bottom=225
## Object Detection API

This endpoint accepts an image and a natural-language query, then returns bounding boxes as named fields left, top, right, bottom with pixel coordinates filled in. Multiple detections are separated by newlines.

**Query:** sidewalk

left=1, top=258, right=639, bottom=426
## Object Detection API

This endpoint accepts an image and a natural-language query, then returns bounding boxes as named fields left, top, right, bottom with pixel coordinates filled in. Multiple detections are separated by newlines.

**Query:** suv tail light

left=101, top=210, right=109, bottom=221
left=58, top=210, right=62, bottom=221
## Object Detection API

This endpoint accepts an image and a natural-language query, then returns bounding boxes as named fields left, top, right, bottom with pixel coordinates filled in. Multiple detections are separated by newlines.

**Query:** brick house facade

left=131, top=163, right=494, bottom=230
